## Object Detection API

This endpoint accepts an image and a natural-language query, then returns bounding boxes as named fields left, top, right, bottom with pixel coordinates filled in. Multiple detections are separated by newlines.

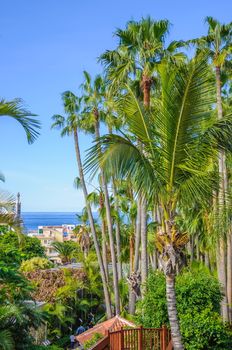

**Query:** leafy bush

left=20, top=257, right=53, bottom=272
left=136, top=268, right=232, bottom=349
left=0, top=231, right=45, bottom=267
left=83, top=332, right=104, bottom=350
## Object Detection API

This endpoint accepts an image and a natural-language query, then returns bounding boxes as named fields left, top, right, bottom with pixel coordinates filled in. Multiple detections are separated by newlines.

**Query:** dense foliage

left=0, top=264, right=45, bottom=350
left=2, top=13, right=232, bottom=350
left=136, top=268, right=232, bottom=349
left=0, top=231, right=45, bottom=267
left=20, top=257, right=53, bottom=272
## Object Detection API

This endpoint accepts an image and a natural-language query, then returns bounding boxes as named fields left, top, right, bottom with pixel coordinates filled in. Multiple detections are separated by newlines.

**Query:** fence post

left=138, top=325, right=143, bottom=350
left=120, top=326, right=124, bottom=350
left=162, top=325, right=167, bottom=350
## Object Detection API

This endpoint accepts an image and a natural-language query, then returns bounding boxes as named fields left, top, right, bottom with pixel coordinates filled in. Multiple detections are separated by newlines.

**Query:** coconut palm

left=85, top=56, right=232, bottom=349
left=81, top=71, right=121, bottom=314
left=51, top=92, right=112, bottom=318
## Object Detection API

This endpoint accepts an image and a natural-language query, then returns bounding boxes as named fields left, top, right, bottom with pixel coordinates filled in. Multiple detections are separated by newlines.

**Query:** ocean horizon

left=22, top=212, right=96, bottom=231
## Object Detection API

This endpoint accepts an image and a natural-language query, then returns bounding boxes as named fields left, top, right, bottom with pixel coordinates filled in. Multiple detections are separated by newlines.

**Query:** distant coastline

left=22, top=212, right=81, bottom=231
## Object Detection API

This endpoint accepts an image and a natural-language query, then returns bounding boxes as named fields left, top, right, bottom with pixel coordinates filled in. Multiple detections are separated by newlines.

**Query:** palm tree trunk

left=141, top=195, right=148, bottom=295
left=166, top=274, right=184, bottom=350
left=101, top=219, right=109, bottom=283
left=227, top=233, right=232, bottom=322
left=112, top=178, right=122, bottom=280
left=217, top=240, right=229, bottom=321
left=134, top=196, right=141, bottom=272
left=129, top=197, right=141, bottom=315
left=215, top=65, right=229, bottom=322
left=205, top=251, right=210, bottom=269
left=94, top=114, right=120, bottom=315
left=142, top=74, right=152, bottom=108
left=73, top=129, right=112, bottom=319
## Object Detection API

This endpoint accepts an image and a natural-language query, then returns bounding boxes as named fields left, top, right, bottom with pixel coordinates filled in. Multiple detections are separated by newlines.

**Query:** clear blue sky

left=1, top=0, right=231, bottom=212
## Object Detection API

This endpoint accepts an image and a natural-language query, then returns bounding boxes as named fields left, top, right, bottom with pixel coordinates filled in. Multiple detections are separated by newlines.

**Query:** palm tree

left=0, top=191, right=19, bottom=229
left=0, top=305, right=19, bottom=350
left=51, top=92, right=112, bottom=318
left=52, top=242, right=75, bottom=264
left=76, top=225, right=91, bottom=258
left=85, top=56, right=232, bottom=349
left=81, top=71, right=121, bottom=314
left=100, top=18, right=185, bottom=288
left=190, top=17, right=232, bottom=321
left=100, top=17, right=184, bottom=105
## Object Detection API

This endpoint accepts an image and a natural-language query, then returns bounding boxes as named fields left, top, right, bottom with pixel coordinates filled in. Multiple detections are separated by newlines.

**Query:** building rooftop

left=76, top=315, right=135, bottom=345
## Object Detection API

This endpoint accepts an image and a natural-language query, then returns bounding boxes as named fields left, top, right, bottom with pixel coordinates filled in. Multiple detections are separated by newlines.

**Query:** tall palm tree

left=100, top=18, right=185, bottom=288
left=81, top=72, right=121, bottom=314
left=190, top=17, right=232, bottom=321
left=51, top=92, right=112, bottom=318
left=100, top=17, right=184, bottom=105
left=85, top=56, right=232, bottom=349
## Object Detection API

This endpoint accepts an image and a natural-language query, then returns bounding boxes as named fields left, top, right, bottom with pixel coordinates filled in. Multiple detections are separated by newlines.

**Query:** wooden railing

left=91, top=326, right=172, bottom=350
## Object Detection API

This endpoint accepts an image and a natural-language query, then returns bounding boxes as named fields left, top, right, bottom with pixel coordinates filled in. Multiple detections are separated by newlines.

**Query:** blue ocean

left=22, top=212, right=80, bottom=231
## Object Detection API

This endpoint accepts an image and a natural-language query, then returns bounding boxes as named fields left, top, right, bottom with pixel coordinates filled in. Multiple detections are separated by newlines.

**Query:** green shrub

left=136, top=269, right=232, bottom=349
left=83, top=332, right=104, bottom=350
left=20, top=257, right=53, bottom=272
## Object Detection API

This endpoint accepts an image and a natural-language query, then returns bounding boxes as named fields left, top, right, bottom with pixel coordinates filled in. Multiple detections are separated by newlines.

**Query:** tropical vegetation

left=2, top=15, right=232, bottom=350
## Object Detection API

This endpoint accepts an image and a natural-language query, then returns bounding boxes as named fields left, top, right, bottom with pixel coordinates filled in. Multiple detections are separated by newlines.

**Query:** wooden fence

left=91, top=326, right=172, bottom=350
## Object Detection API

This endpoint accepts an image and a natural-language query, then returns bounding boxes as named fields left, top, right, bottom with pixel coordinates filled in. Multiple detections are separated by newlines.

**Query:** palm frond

left=0, top=99, right=40, bottom=144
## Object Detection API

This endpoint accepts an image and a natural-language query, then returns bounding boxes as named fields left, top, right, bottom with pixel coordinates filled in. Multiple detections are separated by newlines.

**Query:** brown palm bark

left=73, top=129, right=112, bottom=318
left=142, top=74, right=152, bottom=108
left=215, top=65, right=229, bottom=322
left=94, top=109, right=120, bottom=315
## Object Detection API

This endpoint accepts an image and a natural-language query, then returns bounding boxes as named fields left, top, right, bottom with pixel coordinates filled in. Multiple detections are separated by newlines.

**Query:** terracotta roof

left=76, top=315, right=135, bottom=345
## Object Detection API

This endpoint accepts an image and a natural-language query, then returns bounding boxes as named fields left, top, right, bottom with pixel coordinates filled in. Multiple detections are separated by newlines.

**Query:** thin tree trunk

left=101, top=219, right=109, bottom=283
left=112, top=178, right=122, bottom=280
left=217, top=240, right=229, bottom=322
left=73, top=130, right=112, bottom=318
left=134, top=196, right=141, bottom=272
left=227, top=233, right=232, bottom=322
left=141, top=195, right=148, bottom=295
left=94, top=114, right=120, bottom=315
left=99, top=192, right=109, bottom=282
left=195, top=235, right=200, bottom=261
left=129, top=197, right=141, bottom=315
left=166, top=275, right=184, bottom=350
left=215, top=66, right=229, bottom=322
left=205, top=251, right=210, bottom=269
